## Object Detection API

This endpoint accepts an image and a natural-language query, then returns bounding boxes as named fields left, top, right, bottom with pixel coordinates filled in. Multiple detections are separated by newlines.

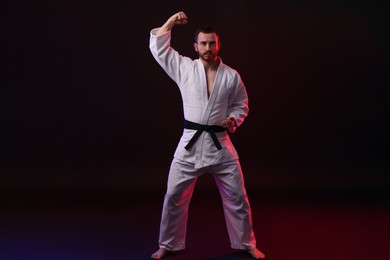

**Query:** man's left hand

left=221, top=117, right=236, bottom=128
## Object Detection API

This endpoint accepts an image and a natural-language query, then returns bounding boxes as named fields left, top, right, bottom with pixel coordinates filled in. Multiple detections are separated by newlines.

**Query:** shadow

left=206, top=251, right=255, bottom=259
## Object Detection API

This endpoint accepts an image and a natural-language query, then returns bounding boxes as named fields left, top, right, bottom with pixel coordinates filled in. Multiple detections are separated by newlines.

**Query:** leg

left=211, top=161, right=265, bottom=258
left=152, top=158, right=204, bottom=257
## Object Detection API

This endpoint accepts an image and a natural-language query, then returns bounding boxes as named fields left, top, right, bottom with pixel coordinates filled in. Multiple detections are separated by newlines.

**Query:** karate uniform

left=149, top=28, right=257, bottom=251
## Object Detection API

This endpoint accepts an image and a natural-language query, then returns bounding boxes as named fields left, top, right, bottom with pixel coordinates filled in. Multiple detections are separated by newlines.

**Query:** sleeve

left=149, top=28, right=184, bottom=85
left=227, top=72, right=249, bottom=132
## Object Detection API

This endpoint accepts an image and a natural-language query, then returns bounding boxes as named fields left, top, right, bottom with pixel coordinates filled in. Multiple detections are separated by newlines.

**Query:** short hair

left=194, top=26, right=220, bottom=43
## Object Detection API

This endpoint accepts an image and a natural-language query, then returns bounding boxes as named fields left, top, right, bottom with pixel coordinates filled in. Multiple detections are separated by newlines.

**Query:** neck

left=201, top=57, right=220, bottom=71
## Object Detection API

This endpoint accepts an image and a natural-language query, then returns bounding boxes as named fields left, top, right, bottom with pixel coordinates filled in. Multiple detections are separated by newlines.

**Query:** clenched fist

left=169, top=11, right=188, bottom=25
left=221, top=117, right=237, bottom=128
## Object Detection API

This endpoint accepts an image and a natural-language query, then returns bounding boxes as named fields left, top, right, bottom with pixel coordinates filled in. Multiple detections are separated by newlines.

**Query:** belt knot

left=183, top=119, right=226, bottom=150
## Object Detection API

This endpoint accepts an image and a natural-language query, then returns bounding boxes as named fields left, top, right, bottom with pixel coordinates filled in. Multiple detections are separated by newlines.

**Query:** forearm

left=155, top=18, right=176, bottom=36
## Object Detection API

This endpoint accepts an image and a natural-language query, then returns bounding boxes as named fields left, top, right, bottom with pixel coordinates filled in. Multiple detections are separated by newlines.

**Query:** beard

left=198, top=51, right=217, bottom=62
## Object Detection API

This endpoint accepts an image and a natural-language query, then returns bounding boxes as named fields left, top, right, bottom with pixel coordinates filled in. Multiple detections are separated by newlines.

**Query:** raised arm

left=155, top=11, right=188, bottom=36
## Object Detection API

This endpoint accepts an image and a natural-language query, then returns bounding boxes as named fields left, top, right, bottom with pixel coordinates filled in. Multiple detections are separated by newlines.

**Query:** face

left=194, top=32, right=221, bottom=62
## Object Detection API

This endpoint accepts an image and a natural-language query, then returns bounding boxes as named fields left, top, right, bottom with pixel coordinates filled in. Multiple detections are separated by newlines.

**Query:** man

left=149, top=11, right=265, bottom=259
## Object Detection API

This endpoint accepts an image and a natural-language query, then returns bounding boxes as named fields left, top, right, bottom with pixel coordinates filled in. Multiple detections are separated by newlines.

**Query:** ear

left=193, top=43, right=198, bottom=52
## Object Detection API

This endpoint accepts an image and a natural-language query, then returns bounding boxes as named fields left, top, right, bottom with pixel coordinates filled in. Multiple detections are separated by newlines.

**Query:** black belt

left=184, top=119, right=226, bottom=150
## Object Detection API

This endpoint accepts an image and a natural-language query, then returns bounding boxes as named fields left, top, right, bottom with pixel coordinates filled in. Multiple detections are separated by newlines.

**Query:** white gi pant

left=158, top=158, right=257, bottom=251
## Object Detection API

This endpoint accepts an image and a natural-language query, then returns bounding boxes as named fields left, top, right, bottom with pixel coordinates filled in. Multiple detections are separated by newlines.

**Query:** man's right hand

left=156, top=11, right=188, bottom=36
left=170, top=11, right=188, bottom=25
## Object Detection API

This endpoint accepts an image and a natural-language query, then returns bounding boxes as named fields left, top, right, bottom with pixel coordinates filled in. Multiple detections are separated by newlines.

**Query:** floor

left=1, top=181, right=389, bottom=260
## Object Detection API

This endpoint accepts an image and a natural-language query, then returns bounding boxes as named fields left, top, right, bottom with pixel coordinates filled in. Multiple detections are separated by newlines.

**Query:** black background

left=2, top=0, right=388, bottom=195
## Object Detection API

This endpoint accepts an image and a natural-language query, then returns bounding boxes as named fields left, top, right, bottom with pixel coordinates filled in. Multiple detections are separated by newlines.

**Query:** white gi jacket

left=149, top=28, right=249, bottom=169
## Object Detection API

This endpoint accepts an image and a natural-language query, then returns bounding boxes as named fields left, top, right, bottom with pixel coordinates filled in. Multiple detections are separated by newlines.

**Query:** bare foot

left=151, top=248, right=168, bottom=259
left=248, top=248, right=266, bottom=259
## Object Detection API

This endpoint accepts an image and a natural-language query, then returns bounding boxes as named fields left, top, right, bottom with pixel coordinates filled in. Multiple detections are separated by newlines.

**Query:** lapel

left=196, top=59, right=223, bottom=124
